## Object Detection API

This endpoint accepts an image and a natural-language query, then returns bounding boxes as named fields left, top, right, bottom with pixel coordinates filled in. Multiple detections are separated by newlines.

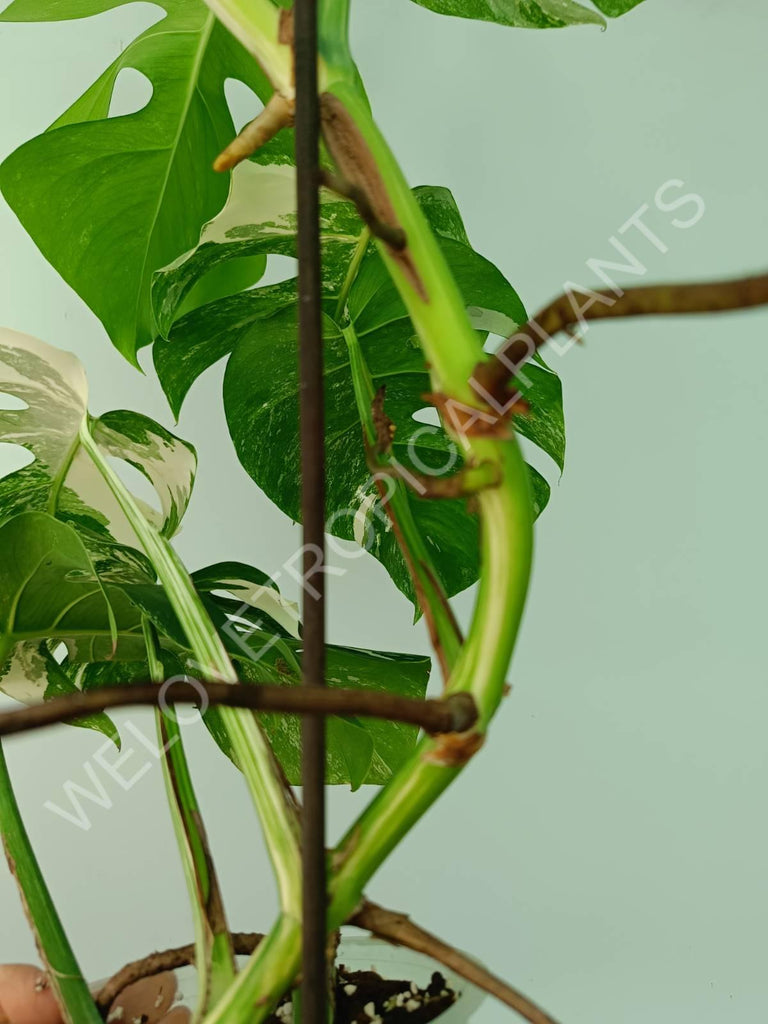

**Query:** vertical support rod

left=294, top=0, right=327, bottom=1020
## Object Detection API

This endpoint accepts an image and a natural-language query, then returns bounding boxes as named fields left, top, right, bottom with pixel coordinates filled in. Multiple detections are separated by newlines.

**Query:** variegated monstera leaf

left=0, top=328, right=196, bottom=726
left=152, top=167, right=565, bottom=609
left=0, top=331, right=432, bottom=785
left=0, top=328, right=196, bottom=568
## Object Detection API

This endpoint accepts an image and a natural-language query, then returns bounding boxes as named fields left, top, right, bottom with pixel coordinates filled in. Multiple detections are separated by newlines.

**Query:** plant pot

left=111, top=934, right=486, bottom=1023
left=335, top=935, right=486, bottom=1021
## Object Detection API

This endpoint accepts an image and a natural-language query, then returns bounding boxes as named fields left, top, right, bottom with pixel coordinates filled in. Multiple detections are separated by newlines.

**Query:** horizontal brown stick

left=474, top=269, right=768, bottom=404
left=351, top=901, right=562, bottom=1024
left=94, top=932, right=264, bottom=1013
left=0, top=680, right=477, bottom=740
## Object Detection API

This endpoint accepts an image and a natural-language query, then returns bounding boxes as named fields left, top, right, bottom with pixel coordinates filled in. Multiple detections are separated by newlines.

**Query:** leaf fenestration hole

left=224, top=78, right=265, bottom=134
left=0, top=441, right=34, bottom=477
left=411, top=406, right=440, bottom=426
left=105, top=455, right=161, bottom=515
left=0, top=393, right=28, bottom=411
left=108, top=68, right=154, bottom=119
left=51, top=642, right=68, bottom=664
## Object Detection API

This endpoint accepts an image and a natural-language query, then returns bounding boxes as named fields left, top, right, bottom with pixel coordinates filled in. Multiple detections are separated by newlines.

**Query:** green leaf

left=191, top=560, right=301, bottom=639
left=113, top=562, right=430, bottom=786
left=406, top=0, right=606, bottom=29
left=0, top=512, right=133, bottom=740
left=592, top=0, right=645, bottom=13
left=0, top=0, right=278, bottom=361
left=75, top=574, right=429, bottom=787
left=202, top=640, right=431, bottom=787
left=0, top=327, right=197, bottom=577
left=327, top=717, right=374, bottom=792
left=0, top=513, right=116, bottom=652
left=406, top=0, right=645, bottom=27
left=0, top=642, right=119, bottom=744
left=0, top=525, right=427, bottom=786
left=154, top=279, right=299, bottom=418
left=152, top=175, right=563, bottom=605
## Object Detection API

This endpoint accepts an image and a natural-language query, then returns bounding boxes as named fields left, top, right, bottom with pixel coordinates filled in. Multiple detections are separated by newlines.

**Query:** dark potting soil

left=265, top=968, right=457, bottom=1023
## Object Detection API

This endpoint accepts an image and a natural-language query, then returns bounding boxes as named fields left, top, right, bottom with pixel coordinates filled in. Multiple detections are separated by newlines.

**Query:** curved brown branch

left=473, top=269, right=768, bottom=406
left=94, top=932, right=264, bottom=1013
left=0, top=681, right=477, bottom=740
left=351, top=901, right=562, bottom=1024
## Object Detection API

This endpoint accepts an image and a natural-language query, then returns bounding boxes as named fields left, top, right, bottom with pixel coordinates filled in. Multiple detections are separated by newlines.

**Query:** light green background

left=1, top=1, right=767, bottom=1021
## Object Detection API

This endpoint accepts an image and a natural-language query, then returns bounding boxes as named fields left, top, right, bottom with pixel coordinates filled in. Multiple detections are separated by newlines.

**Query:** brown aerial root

left=424, top=390, right=529, bottom=441
left=94, top=934, right=264, bottom=1013
left=213, top=93, right=295, bottom=172
left=472, top=269, right=768, bottom=407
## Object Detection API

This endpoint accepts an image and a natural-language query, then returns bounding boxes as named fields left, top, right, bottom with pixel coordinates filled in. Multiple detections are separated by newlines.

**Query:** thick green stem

left=321, top=83, right=534, bottom=916
left=0, top=742, right=103, bottom=1024
left=201, top=914, right=301, bottom=1024
left=329, top=441, right=532, bottom=924
left=196, top=0, right=534, bottom=1014
left=78, top=421, right=302, bottom=917
left=202, top=0, right=294, bottom=97
left=334, top=228, right=370, bottom=321
left=144, top=619, right=236, bottom=1019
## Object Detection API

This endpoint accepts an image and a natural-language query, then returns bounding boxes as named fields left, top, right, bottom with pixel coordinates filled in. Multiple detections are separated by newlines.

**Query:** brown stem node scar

left=319, top=93, right=425, bottom=296
left=366, top=388, right=502, bottom=497
left=366, top=449, right=502, bottom=500
left=321, top=169, right=406, bottom=252
left=423, top=728, right=484, bottom=767
left=350, top=901, right=562, bottom=1024
left=371, top=386, right=396, bottom=454
left=213, top=93, right=295, bottom=173
left=424, top=390, right=528, bottom=440
left=278, top=7, right=294, bottom=45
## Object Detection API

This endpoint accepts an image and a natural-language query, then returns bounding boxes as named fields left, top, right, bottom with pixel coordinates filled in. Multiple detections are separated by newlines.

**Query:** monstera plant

left=0, top=0, right=765, bottom=1021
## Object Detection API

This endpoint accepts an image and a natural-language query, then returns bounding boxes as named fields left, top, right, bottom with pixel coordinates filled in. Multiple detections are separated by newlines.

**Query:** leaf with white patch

left=407, top=0, right=645, bottom=28
left=151, top=185, right=563, bottom=606
left=0, top=643, right=120, bottom=745
left=152, top=162, right=362, bottom=338
left=0, top=511, right=138, bottom=741
left=191, top=561, right=301, bottom=639
left=0, top=328, right=196, bottom=579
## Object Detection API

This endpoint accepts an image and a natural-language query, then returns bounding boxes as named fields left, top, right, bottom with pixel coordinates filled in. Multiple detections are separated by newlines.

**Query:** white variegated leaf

left=0, top=641, right=119, bottom=744
left=0, top=328, right=196, bottom=546
left=0, top=641, right=50, bottom=705
left=152, top=161, right=364, bottom=336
